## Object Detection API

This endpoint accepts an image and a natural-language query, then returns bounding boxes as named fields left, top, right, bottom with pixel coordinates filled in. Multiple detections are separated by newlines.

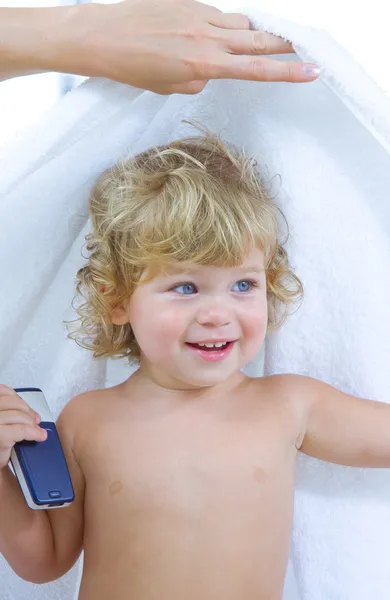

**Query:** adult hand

left=75, top=0, right=320, bottom=94
left=0, top=0, right=320, bottom=95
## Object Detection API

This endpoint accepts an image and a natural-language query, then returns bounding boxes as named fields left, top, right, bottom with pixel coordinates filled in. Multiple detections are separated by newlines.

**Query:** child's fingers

left=0, top=424, right=47, bottom=451
left=0, top=409, right=38, bottom=427
left=0, top=386, right=40, bottom=421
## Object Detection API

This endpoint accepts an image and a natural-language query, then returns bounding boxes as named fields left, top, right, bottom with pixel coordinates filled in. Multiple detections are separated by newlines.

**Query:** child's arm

left=0, top=387, right=85, bottom=583
left=294, top=376, right=390, bottom=468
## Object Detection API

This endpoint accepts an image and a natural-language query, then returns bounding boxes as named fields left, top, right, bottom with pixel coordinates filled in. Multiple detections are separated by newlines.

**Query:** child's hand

left=0, top=385, right=47, bottom=471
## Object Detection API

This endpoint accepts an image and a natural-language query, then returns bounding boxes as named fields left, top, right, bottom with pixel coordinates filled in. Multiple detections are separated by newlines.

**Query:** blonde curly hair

left=69, top=122, right=303, bottom=361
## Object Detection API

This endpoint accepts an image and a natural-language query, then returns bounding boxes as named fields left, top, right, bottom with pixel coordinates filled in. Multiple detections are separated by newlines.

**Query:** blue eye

left=232, top=280, right=256, bottom=293
left=173, top=283, right=197, bottom=295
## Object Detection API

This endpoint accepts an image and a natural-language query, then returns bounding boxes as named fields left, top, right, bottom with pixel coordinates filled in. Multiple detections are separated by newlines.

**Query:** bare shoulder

left=57, top=388, right=104, bottom=429
left=56, top=380, right=136, bottom=444
left=59, top=387, right=110, bottom=415
left=249, top=372, right=316, bottom=399
left=259, top=373, right=322, bottom=397
left=249, top=374, right=320, bottom=447
left=56, top=386, right=118, bottom=446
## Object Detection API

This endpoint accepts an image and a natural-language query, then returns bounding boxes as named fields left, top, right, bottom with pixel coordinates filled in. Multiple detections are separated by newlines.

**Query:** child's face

left=115, top=248, right=268, bottom=390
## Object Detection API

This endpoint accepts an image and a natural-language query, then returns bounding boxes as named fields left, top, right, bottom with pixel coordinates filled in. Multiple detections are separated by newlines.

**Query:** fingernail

left=35, top=413, right=41, bottom=424
left=302, top=63, right=321, bottom=79
left=40, top=428, right=47, bottom=439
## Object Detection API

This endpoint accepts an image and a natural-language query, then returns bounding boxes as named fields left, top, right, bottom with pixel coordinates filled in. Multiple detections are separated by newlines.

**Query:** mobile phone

left=9, top=388, right=75, bottom=510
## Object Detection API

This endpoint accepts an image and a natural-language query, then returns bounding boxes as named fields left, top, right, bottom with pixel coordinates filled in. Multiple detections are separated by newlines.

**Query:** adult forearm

left=0, top=5, right=88, bottom=82
left=0, top=466, right=56, bottom=583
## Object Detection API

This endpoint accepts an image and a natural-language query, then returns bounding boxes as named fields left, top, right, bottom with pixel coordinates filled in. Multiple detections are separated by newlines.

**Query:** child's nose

left=196, top=303, right=232, bottom=327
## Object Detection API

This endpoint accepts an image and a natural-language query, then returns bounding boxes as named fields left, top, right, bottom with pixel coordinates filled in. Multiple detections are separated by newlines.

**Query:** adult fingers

left=202, top=6, right=294, bottom=54
left=221, top=29, right=294, bottom=56
left=205, top=8, right=252, bottom=31
left=203, top=54, right=320, bottom=83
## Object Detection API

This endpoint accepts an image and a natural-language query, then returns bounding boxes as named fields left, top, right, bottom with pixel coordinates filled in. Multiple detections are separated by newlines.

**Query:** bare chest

left=81, top=410, right=297, bottom=516
left=78, top=405, right=298, bottom=600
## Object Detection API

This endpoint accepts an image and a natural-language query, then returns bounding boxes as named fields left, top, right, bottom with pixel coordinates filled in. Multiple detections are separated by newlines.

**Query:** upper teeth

left=198, top=342, right=227, bottom=348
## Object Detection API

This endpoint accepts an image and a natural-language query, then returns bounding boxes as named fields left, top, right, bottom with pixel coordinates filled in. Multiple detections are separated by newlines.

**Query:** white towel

left=1, top=1, right=389, bottom=599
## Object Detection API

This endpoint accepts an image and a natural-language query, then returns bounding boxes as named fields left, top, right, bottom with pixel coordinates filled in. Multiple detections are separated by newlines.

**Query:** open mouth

left=185, top=340, right=236, bottom=362
left=186, top=341, right=232, bottom=351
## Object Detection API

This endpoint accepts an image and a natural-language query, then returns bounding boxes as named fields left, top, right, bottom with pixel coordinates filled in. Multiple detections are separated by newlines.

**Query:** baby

left=0, top=127, right=389, bottom=600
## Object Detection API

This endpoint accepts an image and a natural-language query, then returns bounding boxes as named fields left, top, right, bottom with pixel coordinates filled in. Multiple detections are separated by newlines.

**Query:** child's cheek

left=244, top=310, right=268, bottom=344
left=154, top=308, right=187, bottom=343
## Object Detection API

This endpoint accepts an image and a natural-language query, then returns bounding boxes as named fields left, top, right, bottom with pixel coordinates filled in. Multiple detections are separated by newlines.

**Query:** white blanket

left=1, top=1, right=390, bottom=599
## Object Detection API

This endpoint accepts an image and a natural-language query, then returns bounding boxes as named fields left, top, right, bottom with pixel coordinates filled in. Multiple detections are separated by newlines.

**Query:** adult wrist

left=0, top=4, right=96, bottom=81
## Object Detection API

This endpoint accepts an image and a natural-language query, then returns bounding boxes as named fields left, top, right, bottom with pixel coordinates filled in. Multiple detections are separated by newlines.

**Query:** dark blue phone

left=9, top=388, right=74, bottom=509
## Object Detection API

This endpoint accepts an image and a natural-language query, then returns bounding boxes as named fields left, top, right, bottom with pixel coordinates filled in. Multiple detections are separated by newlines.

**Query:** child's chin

left=182, top=370, right=237, bottom=389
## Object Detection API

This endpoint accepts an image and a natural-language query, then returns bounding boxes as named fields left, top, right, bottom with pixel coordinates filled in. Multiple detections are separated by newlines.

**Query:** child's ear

left=100, top=285, right=129, bottom=326
left=111, top=302, right=130, bottom=326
